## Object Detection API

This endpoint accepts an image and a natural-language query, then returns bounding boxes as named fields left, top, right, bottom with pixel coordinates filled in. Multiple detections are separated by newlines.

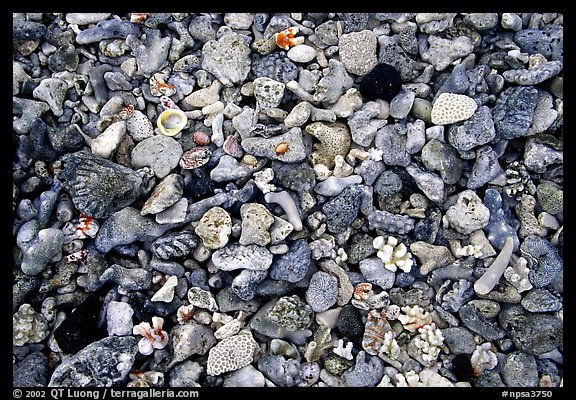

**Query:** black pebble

left=53, top=292, right=106, bottom=354
left=336, top=304, right=364, bottom=340
left=359, top=63, right=402, bottom=102
left=452, top=354, right=477, bottom=382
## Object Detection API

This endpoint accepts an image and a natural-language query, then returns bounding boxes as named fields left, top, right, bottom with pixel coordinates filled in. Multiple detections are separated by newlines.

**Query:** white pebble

left=287, top=44, right=317, bottom=63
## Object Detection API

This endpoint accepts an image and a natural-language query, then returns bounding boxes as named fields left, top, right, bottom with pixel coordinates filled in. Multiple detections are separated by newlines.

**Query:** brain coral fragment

left=207, top=331, right=258, bottom=375
left=431, top=93, right=478, bottom=125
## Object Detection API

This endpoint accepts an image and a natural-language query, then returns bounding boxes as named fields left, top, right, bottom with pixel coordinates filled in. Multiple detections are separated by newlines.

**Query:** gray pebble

left=76, top=19, right=139, bottom=44
left=131, top=135, right=183, bottom=178
left=341, top=351, right=385, bottom=387
left=358, top=257, right=396, bottom=290
left=49, top=336, right=138, bottom=387
left=501, top=352, right=539, bottom=387
left=322, top=185, right=364, bottom=234
left=269, top=239, right=311, bottom=283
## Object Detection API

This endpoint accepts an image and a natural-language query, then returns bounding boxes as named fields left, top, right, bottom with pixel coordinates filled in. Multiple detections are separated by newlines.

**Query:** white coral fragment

left=397, top=305, right=432, bottom=332
left=206, top=331, right=258, bottom=376
left=13, top=304, right=49, bottom=346
left=471, top=342, right=498, bottom=375
left=333, top=339, right=354, bottom=360
left=431, top=93, right=478, bottom=125
left=253, top=168, right=276, bottom=194
left=151, top=275, right=178, bottom=303
left=504, top=256, right=533, bottom=293
left=455, top=244, right=483, bottom=258
left=413, top=323, right=444, bottom=363
left=373, top=236, right=414, bottom=273
left=132, top=316, right=169, bottom=355
left=381, top=331, right=400, bottom=359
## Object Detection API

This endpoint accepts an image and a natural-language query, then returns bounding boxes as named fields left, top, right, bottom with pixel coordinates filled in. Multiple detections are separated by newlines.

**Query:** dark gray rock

left=373, top=170, right=403, bottom=198
left=256, top=355, right=302, bottom=387
left=359, top=257, right=396, bottom=290
left=501, top=352, right=539, bottom=387
left=508, top=313, right=562, bottom=355
left=271, top=160, right=316, bottom=191
left=322, top=185, right=364, bottom=234
left=520, top=288, right=562, bottom=313
left=269, top=239, right=311, bottom=283
left=374, top=124, right=411, bottom=167
left=459, top=302, right=506, bottom=341
left=341, top=351, right=385, bottom=387
left=59, top=151, right=143, bottom=219
left=514, top=28, right=563, bottom=61
left=467, top=145, right=505, bottom=190
left=251, top=52, right=299, bottom=84
left=76, top=20, right=139, bottom=44
left=95, top=207, right=174, bottom=253
left=493, top=86, right=539, bottom=140
left=13, top=352, right=47, bottom=387
left=421, top=139, right=463, bottom=185
left=49, top=336, right=138, bottom=387
left=448, top=106, right=496, bottom=152
left=442, top=327, right=476, bottom=354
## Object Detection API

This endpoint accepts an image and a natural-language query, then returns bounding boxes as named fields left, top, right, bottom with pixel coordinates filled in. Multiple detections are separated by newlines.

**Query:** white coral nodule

left=333, top=339, right=354, bottom=360
left=132, top=316, right=169, bottom=355
left=373, top=236, right=413, bottom=273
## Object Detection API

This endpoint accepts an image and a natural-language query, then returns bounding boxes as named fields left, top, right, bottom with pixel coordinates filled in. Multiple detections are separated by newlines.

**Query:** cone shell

left=157, top=109, right=187, bottom=137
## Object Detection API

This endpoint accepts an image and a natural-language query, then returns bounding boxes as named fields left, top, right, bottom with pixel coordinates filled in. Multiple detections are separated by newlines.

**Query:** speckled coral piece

left=431, top=93, right=478, bottom=125
left=206, top=332, right=258, bottom=376
left=305, top=121, right=351, bottom=168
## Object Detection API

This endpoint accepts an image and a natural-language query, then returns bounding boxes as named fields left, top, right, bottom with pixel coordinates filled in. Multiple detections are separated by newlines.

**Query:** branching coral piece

left=413, top=323, right=444, bottom=363
left=373, top=236, right=413, bottom=273
left=333, top=339, right=354, bottom=360
left=397, top=305, right=432, bottom=332
left=381, top=331, right=400, bottom=360
left=132, top=316, right=169, bottom=355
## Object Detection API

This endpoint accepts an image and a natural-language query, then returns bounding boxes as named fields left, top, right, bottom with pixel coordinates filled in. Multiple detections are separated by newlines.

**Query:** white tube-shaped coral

left=474, top=236, right=514, bottom=295
left=264, top=191, right=303, bottom=231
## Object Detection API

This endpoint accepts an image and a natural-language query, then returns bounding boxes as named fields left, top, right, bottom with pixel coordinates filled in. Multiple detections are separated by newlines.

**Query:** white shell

left=157, top=108, right=187, bottom=137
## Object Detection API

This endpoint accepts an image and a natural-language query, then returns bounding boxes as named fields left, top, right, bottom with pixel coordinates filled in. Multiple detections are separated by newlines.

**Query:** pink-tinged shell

left=223, top=135, right=244, bottom=158
left=66, top=249, right=89, bottom=264
left=193, top=131, right=211, bottom=146
left=353, top=282, right=373, bottom=301
left=179, top=147, right=212, bottom=169
left=130, top=13, right=150, bottom=23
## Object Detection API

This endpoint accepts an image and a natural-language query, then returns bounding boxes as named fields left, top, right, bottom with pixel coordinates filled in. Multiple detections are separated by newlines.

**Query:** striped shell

left=361, top=309, right=391, bottom=356
left=179, top=147, right=212, bottom=170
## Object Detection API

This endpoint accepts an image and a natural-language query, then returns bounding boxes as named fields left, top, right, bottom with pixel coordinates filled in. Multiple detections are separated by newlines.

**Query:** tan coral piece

left=431, top=93, right=478, bottom=125
left=206, top=331, right=258, bottom=375
left=305, top=121, right=351, bottom=168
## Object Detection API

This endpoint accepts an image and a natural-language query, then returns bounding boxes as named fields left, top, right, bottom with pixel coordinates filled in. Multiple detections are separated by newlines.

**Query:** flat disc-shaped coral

left=359, top=63, right=402, bottom=101
left=305, top=271, right=339, bottom=312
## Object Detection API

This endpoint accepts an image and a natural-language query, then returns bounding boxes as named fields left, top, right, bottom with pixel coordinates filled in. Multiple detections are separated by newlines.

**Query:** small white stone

left=151, top=275, right=179, bottom=303
left=287, top=44, right=317, bottom=63
left=106, top=301, right=134, bottom=336
left=91, top=121, right=126, bottom=158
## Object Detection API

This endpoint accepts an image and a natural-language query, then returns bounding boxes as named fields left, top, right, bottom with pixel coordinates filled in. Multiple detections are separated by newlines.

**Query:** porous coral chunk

left=431, top=93, right=478, bottom=125
left=305, top=121, right=351, bottom=168
left=206, top=331, right=258, bottom=375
